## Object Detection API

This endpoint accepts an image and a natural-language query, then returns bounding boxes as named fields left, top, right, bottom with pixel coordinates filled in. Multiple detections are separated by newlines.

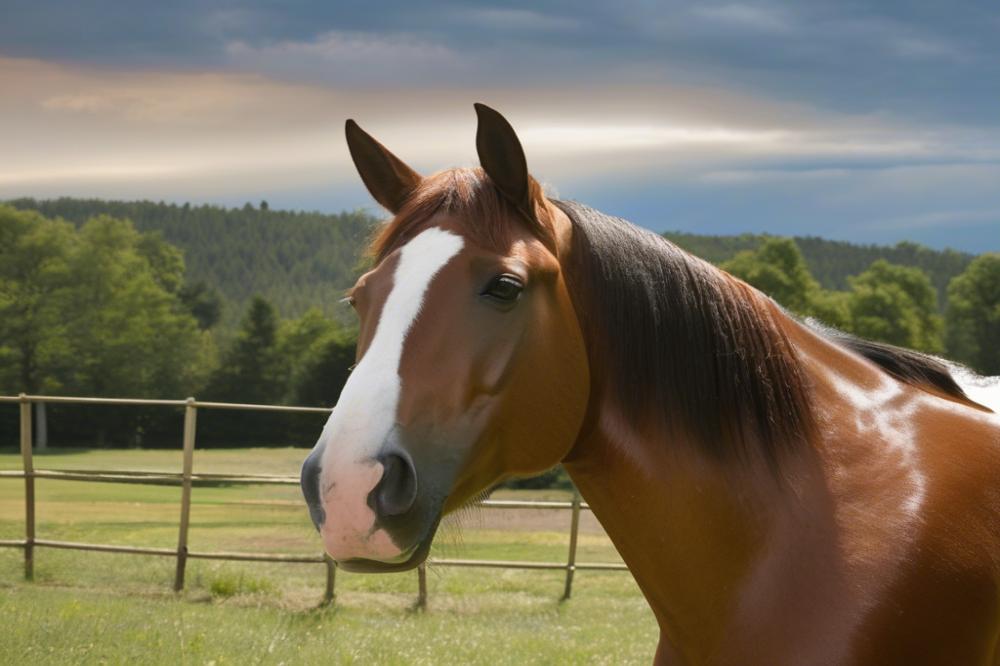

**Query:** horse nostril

left=372, top=452, right=418, bottom=518
left=300, top=445, right=326, bottom=531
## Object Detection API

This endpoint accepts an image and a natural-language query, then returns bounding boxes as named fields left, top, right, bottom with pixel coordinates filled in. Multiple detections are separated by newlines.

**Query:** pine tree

left=205, top=296, right=286, bottom=405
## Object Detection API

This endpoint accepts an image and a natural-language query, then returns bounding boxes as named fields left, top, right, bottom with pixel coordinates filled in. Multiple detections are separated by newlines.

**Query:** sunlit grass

left=0, top=448, right=657, bottom=664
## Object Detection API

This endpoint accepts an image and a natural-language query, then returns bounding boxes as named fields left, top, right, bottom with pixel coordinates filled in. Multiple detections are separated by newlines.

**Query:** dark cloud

left=3, top=1, right=998, bottom=124
left=3, top=1, right=999, bottom=250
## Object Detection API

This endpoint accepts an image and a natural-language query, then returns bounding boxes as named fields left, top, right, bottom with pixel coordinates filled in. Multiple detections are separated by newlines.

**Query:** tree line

left=0, top=205, right=355, bottom=449
left=1, top=203, right=997, bottom=453
left=720, top=238, right=999, bottom=374
left=8, top=198, right=977, bottom=333
left=6, top=198, right=375, bottom=332
left=665, top=231, right=974, bottom=309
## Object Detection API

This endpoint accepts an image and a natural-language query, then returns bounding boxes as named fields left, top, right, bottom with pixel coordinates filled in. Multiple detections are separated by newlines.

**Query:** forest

left=5, top=198, right=374, bottom=332
left=1, top=199, right=998, bottom=453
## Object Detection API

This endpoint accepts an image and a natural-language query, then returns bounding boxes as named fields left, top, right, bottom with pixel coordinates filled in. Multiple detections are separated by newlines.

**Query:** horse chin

left=335, top=516, right=439, bottom=573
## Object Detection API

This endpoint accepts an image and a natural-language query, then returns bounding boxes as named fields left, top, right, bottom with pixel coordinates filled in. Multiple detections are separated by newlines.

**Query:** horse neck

left=568, top=428, right=798, bottom=651
left=560, top=306, right=861, bottom=660
left=545, top=202, right=908, bottom=656
left=562, top=421, right=765, bottom=645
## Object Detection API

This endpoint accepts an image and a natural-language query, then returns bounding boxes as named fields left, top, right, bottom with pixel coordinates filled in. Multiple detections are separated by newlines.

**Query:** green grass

left=0, top=448, right=658, bottom=664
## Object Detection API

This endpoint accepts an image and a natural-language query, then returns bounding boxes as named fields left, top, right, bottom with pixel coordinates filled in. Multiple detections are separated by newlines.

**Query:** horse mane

left=826, top=332, right=971, bottom=402
left=556, top=200, right=816, bottom=467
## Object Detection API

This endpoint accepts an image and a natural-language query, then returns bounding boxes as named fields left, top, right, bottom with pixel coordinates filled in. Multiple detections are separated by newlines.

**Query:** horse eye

left=481, top=274, right=523, bottom=303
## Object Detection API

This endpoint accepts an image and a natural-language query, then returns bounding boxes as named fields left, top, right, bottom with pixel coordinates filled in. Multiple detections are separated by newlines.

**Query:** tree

left=722, top=238, right=849, bottom=327
left=808, top=290, right=851, bottom=331
left=723, top=238, right=818, bottom=312
left=0, top=207, right=76, bottom=448
left=283, top=324, right=356, bottom=446
left=277, top=307, right=357, bottom=405
left=292, top=338, right=356, bottom=407
left=63, top=216, right=209, bottom=399
left=204, top=296, right=285, bottom=405
left=0, top=207, right=208, bottom=447
left=135, top=230, right=185, bottom=294
left=5, top=198, right=377, bottom=333
left=201, top=296, right=290, bottom=445
left=946, top=253, right=1000, bottom=374
left=0, top=206, right=75, bottom=395
left=179, top=281, right=223, bottom=330
left=847, top=260, right=943, bottom=353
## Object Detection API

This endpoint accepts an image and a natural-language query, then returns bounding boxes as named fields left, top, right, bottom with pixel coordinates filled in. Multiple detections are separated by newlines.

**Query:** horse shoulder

left=854, top=399, right=1000, bottom=663
left=816, top=384, right=1000, bottom=662
left=914, top=398, right=1000, bottom=568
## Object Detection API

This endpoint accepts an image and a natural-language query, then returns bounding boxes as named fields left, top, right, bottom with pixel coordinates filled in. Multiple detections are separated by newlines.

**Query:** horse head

left=300, top=104, right=589, bottom=571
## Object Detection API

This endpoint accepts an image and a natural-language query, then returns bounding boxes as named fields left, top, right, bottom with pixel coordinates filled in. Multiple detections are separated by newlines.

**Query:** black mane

left=556, top=200, right=815, bottom=466
left=829, top=333, right=971, bottom=401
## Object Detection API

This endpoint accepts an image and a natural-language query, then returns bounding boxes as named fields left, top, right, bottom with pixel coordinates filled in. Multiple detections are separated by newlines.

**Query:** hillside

left=8, top=198, right=378, bottom=329
left=7, top=199, right=973, bottom=327
left=664, top=231, right=972, bottom=307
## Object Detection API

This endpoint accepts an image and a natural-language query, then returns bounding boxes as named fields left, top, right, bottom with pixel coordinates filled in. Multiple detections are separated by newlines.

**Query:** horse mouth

left=335, top=516, right=439, bottom=573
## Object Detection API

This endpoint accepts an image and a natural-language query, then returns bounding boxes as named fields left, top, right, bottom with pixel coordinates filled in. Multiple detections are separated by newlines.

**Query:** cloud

left=454, top=8, right=581, bottom=33
left=676, top=162, right=1000, bottom=246
left=224, top=30, right=467, bottom=85
left=888, top=34, right=969, bottom=62
left=10, top=54, right=995, bottom=198
left=2, top=0, right=999, bottom=252
left=873, top=209, right=999, bottom=231
left=522, top=124, right=788, bottom=152
left=697, top=168, right=855, bottom=185
left=696, top=163, right=1000, bottom=195
left=582, top=161, right=1000, bottom=251
left=691, top=4, right=793, bottom=32
left=41, top=94, right=111, bottom=114
left=825, top=16, right=973, bottom=64
left=2, top=1, right=997, bottom=125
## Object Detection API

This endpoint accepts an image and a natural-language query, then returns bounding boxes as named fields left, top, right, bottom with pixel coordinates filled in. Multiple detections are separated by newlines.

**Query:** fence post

left=561, top=488, right=581, bottom=601
left=415, top=561, right=428, bottom=610
left=19, top=394, right=35, bottom=581
left=173, top=397, right=197, bottom=592
left=323, top=555, right=337, bottom=606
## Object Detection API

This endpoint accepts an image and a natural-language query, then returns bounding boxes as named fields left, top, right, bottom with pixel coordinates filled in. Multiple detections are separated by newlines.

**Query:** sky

left=2, top=1, right=999, bottom=251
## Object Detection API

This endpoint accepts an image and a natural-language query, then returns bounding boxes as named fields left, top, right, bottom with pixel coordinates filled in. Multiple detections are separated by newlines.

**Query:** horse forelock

left=368, top=167, right=555, bottom=262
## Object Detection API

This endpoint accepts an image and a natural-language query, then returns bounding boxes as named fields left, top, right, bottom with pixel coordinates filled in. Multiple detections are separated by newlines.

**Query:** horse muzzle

left=300, top=438, right=441, bottom=570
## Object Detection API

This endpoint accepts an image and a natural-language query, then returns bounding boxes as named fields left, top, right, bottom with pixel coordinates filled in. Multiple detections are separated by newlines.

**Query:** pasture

left=0, top=448, right=657, bottom=664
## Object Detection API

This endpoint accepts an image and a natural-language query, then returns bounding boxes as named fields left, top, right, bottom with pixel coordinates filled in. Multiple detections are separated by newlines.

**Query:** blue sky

left=2, top=1, right=998, bottom=250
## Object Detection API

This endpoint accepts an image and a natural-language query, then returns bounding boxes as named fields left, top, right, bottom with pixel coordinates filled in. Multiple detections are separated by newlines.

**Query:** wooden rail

left=0, top=393, right=627, bottom=607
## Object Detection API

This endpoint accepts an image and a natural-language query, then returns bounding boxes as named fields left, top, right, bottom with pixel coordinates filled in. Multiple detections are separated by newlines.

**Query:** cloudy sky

left=2, top=1, right=999, bottom=250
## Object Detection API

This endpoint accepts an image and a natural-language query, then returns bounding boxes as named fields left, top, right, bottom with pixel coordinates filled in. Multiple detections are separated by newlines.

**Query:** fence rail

left=0, top=393, right=626, bottom=607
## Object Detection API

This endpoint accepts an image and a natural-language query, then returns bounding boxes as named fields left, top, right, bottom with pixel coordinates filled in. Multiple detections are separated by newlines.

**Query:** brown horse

left=301, top=103, right=1000, bottom=664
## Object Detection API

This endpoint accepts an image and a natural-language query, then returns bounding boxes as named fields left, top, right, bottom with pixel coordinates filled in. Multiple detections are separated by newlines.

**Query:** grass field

left=0, top=447, right=658, bottom=664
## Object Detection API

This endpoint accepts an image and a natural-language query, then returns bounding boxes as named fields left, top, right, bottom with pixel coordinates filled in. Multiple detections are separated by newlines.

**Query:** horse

left=301, top=103, right=1000, bottom=664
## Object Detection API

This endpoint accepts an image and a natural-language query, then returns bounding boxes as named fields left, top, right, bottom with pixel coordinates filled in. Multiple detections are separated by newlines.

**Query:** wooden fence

left=0, top=394, right=626, bottom=607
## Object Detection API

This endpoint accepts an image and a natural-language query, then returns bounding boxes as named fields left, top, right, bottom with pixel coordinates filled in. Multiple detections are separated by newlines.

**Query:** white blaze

left=313, top=227, right=464, bottom=561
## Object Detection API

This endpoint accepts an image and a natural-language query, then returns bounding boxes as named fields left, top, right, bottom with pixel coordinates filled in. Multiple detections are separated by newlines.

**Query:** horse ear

left=474, top=103, right=537, bottom=224
left=345, top=119, right=422, bottom=214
